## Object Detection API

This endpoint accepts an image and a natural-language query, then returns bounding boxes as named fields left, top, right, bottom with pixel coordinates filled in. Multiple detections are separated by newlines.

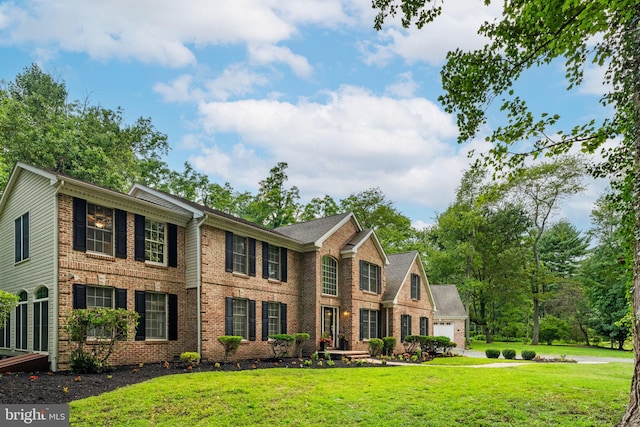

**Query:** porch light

left=343, top=310, right=350, bottom=317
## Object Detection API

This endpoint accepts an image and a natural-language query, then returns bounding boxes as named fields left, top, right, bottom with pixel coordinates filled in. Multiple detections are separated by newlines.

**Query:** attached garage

left=434, top=321, right=455, bottom=342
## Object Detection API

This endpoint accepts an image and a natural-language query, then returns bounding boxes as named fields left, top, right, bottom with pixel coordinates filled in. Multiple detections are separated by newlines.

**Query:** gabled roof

left=1, top=163, right=191, bottom=224
left=431, top=285, right=467, bottom=319
left=274, top=212, right=353, bottom=245
left=382, top=250, right=435, bottom=308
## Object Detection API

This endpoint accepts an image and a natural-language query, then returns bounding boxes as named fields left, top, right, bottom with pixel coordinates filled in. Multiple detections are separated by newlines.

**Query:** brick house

left=0, top=163, right=466, bottom=370
left=430, top=285, right=467, bottom=349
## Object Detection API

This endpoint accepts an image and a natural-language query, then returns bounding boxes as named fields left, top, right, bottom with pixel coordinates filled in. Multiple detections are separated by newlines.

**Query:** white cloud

left=385, top=72, right=419, bottom=98
left=248, top=44, right=313, bottom=78
left=190, top=85, right=475, bottom=212
left=363, top=0, right=501, bottom=65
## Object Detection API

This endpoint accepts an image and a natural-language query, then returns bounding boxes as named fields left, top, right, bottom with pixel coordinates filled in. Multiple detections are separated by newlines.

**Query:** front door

left=321, top=306, right=338, bottom=347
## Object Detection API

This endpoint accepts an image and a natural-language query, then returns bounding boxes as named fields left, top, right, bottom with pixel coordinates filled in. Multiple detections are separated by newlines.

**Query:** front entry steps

left=0, top=353, right=49, bottom=372
left=323, top=350, right=370, bottom=360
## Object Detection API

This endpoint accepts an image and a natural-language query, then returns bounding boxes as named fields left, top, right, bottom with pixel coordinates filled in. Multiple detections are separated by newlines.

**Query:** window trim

left=233, top=235, right=249, bottom=275
left=360, top=261, right=381, bottom=294
left=322, top=256, right=338, bottom=296
left=145, top=292, right=167, bottom=341
left=15, top=290, right=28, bottom=350
left=14, top=212, right=30, bottom=264
left=144, top=218, right=167, bottom=266
left=33, top=286, right=49, bottom=352
left=411, top=274, right=421, bottom=300
left=360, top=308, right=380, bottom=340
left=86, top=202, right=115, bottom=256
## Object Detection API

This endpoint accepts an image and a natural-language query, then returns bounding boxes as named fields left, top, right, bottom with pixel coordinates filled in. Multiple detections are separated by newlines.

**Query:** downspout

left=51, top=179, right=65, bottom=372
left=196, top=214, right=207, bottom=357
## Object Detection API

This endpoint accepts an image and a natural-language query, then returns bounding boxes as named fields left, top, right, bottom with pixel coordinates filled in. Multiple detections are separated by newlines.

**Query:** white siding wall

left=0, top=170, right=57, bottom=353
left=185, top=219, right=200, bottom=289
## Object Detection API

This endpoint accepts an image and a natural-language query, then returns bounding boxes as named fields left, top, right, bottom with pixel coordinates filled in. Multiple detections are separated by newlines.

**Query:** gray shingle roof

left=383, top=251, right=418, bottom=301
left=274, top=212, right=352, bottom=244
left=431, top=285, right=467, bottom=318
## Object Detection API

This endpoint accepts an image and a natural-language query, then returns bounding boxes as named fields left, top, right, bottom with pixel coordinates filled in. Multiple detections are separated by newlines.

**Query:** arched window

left=321, top=256, right=338, bottom=296
left=15, top=291, right=28, bottom=350
left=33, top=287, right=49, bottom=352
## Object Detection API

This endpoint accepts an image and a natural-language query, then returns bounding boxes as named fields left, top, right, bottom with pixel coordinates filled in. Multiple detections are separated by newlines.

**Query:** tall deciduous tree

left=507, top=156, right=585, bottom=344
left=0, top=64, right=169, bottom=193
left=372, top=1, right=640, bottom=422
left=246, top=162, right=300, bottom=228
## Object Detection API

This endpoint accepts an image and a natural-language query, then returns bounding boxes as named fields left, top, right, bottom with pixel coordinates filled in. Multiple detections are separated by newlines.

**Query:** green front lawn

left=468, top=340, right=634, bottom=359
left=70, top=362, right=632, bottom=426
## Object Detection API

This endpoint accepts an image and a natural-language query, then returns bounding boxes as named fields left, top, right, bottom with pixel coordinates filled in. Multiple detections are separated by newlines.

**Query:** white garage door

left=434, top=322, right=454, bottom=341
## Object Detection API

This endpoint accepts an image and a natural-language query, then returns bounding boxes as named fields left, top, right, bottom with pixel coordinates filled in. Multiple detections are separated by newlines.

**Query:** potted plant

left=319, top=333, right=332, bottom=351
left=339, top=333, right=348, bottom=350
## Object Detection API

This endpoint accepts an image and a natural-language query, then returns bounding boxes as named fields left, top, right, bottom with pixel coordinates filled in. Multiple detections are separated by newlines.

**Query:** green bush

left=268, top=334, right=295, bottom=358
left=403, top=335, right=421, bottom=353
left=217, top=336, right=242, bottom=362
left=66, top=308, right=139, bottom=373
left=502, top=349, right=516, bottom=360
left=294, top=333, right=310, bottom=358
left=485, top=349, right=501, bottom=359
left=521, top=350, right=536, bottom=360
left=180, top=352, right=201, bottom=366
left=368, top=338, right=384, bottom=357
left=539, top=315, right=570, bottom=345
left=382, top=336, right=397, bottom=356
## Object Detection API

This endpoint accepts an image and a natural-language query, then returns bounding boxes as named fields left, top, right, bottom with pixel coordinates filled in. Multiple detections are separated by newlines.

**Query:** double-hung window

left=233, top=235, right=249, bottom=274
left=401, top=314, right=412, bottom=342
left=360, top=309, right=379, bottom=340
left=87, top=203, right=114, bottom=255
left=145, top=293, right=167, bottom=340
left=14, top=212, right=29, bottom=263
left=15, top=291, right=28, bottom=350
left=360, top=261, right=381, bottom=293
left=420, top=317, right=429, bottom=336
left=145, top=219, right=166, bottom=264
left=411, top=274, right=421, bottom=300
left=322, top=256, right=338, bottom=296
left=262, top=243, right=288, bottom=282
left=233, top=299, right=248, bottom=339
left=33, top=287, right=48, bottom=351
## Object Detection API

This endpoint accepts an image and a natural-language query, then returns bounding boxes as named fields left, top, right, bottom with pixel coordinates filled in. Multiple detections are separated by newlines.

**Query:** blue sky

left=0, top=0, right=609, bottom=230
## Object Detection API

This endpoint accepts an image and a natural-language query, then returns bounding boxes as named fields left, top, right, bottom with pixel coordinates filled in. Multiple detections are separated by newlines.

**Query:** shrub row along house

left=0, top=163, right=467, bottom=371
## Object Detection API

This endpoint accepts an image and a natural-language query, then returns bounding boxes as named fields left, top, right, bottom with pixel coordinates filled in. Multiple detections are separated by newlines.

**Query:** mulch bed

left=0, top=357, right=392, bottom=404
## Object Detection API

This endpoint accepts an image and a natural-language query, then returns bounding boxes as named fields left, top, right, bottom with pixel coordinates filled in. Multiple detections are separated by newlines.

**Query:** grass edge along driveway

left=70, top=361, right=632, bottom=426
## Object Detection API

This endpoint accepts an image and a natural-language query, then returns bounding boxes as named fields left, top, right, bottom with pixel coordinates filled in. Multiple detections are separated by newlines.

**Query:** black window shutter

left=225, top=232, right=233, bottom=272
left=261, top=301, right=269, bottom=340
left=262, top=242, right=269, bottom=279
left=22, top=213, right=29, bottom=260
left=408, top=315, right=412, bottom=336
left=359, top=309, right=364, bottom=340
left=115, top=288, right=127, bottom=309
left=249, top=239, right=256, bottom=277
left=134, top=214, right=146, bottom=262
left=225, top=297, right=234, bottom=335
left=281, top=248, right=288, bottom=282
left=115, top=209, right=127, bottom=259
left=14, top=218, right=20, bottom=263
left=168, top=223, right=178, bottom=267
left=377, top=265, right=382, bottom=294
left=417, top=276, right=421, bottom=300
left=73, top=198, right=87, bottom=252
left=359, top=260, right=364, bottom=290
left=168, top=294, right=178, bottom=340
left=377, top=310, right=382, bottom=338
left=73, top=284, right=87, bottom=309
left=134, top=291, right=146, bottom=341
left=425, top=317, right=429, bottom=336
left=281, top=303, right=287, bottom=334
left=249, top=299, right=256, bottom=341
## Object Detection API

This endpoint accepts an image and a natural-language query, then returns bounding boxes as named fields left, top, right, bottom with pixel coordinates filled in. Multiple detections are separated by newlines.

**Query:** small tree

left=539, top=316, right=570, bottom=345
left=0, top=291, right=19, bottom=325
left=294, top=333, right=310, bottom=358
left=268, top=334, right=295, bottom=358
left=217, top=336, right=242, bottom=363
left=65, top=308, right=138, bottom=373
left=382, top=336, right=397, bottom=356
